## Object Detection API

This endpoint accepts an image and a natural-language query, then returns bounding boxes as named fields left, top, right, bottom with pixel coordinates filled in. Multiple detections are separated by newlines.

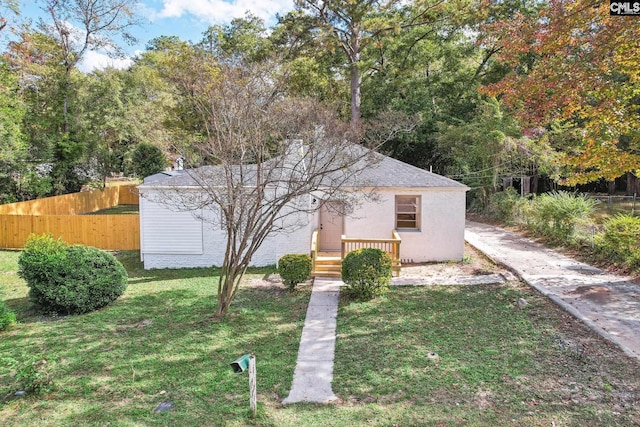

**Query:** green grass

left=592, top=198, right=638, bottom=223
left=329, top=285, right=640, bottom=426
left=1, top=250, right=639, bottom=426
left=0, top=251, right=308, bottom=426
left=84, top=204, right=139, bottom=215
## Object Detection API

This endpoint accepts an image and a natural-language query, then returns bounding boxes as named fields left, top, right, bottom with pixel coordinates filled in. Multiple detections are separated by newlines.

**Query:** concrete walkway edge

left=465, top=220, right=640, bottom=362
left=282, top=277, right=341, bottom=404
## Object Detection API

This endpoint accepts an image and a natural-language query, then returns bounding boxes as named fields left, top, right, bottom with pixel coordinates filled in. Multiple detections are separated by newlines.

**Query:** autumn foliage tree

left=481, top=0, right=640, bottom=185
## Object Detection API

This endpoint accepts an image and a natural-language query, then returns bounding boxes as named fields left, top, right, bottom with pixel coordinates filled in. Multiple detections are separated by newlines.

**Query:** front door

left=319, top=202, right=343, bottom=252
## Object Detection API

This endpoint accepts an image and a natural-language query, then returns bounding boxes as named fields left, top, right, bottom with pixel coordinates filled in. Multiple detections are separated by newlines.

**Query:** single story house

left=138, top=148, right=469, bottom=274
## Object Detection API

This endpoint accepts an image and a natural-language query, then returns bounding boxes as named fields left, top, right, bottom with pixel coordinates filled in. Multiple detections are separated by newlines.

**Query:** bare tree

left=146, top=54, right=382, bottom=318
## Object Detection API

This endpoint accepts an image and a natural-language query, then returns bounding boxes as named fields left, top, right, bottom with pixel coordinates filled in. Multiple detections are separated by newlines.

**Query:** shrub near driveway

left=595, top=214, right=640, bottom=270
left=531, top=191, right=597, bottom=241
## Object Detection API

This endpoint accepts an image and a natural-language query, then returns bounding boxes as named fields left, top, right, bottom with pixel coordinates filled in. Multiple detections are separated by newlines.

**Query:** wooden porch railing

left=310, top=228, right=320, bottom=274
left=310, top=230, right=402, bottom=277
left=340, top=230, right=402, bottom=276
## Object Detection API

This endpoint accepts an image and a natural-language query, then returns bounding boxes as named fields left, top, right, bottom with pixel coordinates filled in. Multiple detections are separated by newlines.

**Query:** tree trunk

left=607, top=180, right=616, bottom=195
left=532, top=173, right=539, bottom=194
left=216, top=274, right=235, bottom=318
left=627, top=172, right=640, bottom=196
left=216, top=262, right=247, bottom=319
left=349, top=32, right=361, bottom=130
left=350, top=62, right=361, bottom=129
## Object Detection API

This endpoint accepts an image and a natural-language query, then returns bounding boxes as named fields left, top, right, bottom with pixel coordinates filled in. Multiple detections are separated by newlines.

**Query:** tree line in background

left=0, top=0, right=638, bottom=205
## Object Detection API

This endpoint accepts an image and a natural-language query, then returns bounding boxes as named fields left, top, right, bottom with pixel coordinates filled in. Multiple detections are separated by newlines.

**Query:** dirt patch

left=400, top=244, right=503, bottom=278
left=115, top=319, right=153, bottom=331
left=247, top=273, right=313, bottom=290
left=568, top=285, right=612, bottom=303
left=248, top=244, right=504, bottom=288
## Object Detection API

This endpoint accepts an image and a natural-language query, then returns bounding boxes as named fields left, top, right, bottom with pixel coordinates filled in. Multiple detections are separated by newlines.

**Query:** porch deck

left=310, top=230, right=402, bottom=278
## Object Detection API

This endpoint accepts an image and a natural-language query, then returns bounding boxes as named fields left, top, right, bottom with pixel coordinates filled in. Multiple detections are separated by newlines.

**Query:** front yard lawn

left=1, top=250, right=639, bottom=426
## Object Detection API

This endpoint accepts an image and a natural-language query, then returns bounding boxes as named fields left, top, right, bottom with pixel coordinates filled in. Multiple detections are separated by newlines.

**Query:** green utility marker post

left=230, top=353, right=257, bottom=418
left=230, top=354, right=251, bottom=373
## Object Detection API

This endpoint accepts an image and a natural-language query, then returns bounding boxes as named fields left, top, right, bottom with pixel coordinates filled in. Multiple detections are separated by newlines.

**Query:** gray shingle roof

left=358, top=151, right=468, bottom=189
left=139, top=149, right=468, bottom=190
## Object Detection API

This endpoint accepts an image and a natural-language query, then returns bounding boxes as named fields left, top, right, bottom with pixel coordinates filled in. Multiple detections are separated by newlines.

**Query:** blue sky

left=14, top=0, right=296, bottom=71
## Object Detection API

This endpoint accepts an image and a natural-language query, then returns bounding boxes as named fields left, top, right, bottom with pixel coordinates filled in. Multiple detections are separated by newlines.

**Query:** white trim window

left=395, top=195, right=421, bottom=231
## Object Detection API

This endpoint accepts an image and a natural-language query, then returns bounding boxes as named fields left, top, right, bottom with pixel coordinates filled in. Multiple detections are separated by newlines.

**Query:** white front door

left=319, top=202, right=343, bottom=252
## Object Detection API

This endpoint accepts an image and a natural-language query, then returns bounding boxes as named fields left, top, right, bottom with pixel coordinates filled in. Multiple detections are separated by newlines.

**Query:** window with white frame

left=395, top=195, right=420, bottom=230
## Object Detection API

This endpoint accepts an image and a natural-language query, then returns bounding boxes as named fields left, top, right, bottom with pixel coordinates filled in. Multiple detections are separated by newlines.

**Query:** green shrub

left=529, top=191, right=597, bottom=242
left=594, top=214, right=640, bottom=271
left=17, top=234, right=68, bottom=306
left=18, top=234, right=128, bottom=314
left=130, top=143, right=167, bottom=178
left=278, top=254, right=312, bottom=291
left=0, top=300, right=16, bottom=331
left=485, top=187, right=520, bottom=223
left=341, top=248, right=392, bottom=301
left=483, top=187, right=534, bottom=226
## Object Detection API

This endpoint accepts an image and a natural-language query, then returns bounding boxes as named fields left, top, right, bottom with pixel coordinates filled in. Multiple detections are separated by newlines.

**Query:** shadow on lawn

left=114, top=250, right=277, bottom=285
left=0, top=286, right=309, bottom=426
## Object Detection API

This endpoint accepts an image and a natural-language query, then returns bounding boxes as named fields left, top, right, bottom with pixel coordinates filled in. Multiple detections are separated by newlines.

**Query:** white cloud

left=79, top=51, right=134, bottom=73
left=157, top=0, right=294, bottom=24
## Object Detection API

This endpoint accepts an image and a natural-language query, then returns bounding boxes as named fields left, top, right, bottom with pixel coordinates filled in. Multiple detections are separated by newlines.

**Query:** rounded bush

left=278, top=254, right=312, bottom=291
left=0, top=300, right=16, bottom=331
left=18, top=235, right=128, bottom=314
left=594, top=214, right=640, bottom=270
left=341, top=248, right=392, bottom=301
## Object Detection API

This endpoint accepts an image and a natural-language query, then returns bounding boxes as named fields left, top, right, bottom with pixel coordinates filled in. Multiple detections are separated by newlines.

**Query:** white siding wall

left=140, top=197, right=204, bottom=255
left=140, top=190, right=313, bottom=269
left=140, top=187, right=466, bottom=269
left=342, top=188, right=466, bottom=263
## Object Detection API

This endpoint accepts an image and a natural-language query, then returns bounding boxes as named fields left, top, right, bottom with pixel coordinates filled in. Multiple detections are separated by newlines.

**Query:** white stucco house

left=138, top=148, right=468, bottom=274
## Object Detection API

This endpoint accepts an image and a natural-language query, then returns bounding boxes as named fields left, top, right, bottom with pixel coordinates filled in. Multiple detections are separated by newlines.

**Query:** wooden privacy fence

left=0, top=184, right=138, bottom=215
left=0, top=215, right=140, bottom=250
left=0, top=185, right=140, bottom=250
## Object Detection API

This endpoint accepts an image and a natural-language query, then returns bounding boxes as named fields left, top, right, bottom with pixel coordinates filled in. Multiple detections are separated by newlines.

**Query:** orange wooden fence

left=118, top=185, right=139, bottom=205
left=0, top=215, right=140, bottom=250
left=0, top=184, right=139, bottom=215
left=0, top=185, right=140, bottom=250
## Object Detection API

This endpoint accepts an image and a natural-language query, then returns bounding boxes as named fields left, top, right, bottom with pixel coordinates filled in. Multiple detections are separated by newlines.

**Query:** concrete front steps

left=312, top=256, right=342, bottom=278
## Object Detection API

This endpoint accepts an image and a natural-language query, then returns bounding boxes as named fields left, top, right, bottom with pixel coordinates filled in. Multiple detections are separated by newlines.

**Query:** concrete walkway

left=283, top=277, right=341, bottom=404
left=466, top=220, right=640, bottom=361
left=283, top=272, right=509, bottom=404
